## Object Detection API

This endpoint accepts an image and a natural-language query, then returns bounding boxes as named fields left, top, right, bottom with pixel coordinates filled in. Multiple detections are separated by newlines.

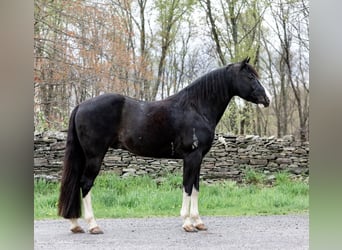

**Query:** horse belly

left=119, top=129, right=178, bottom=158
left=118, top=100, right=180, bottom=158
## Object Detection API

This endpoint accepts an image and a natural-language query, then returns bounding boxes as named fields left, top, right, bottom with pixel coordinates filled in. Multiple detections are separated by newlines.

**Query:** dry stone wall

left=34, top=131, right=309, bottom=183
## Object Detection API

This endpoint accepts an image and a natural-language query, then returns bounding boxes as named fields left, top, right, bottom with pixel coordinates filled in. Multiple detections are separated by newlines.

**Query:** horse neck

left=181, top=68, right=235, bottom=126
left=201, top=91, right=233, bottom=126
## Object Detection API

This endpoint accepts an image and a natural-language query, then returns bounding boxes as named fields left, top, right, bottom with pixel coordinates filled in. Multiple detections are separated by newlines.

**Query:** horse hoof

left=195, top=223, right=208, bottom=231
left=89, top=226, right=104, bottom=234
left=183, top=224, right=198, bottom=232
left=70, top=226, right=85, bottom=233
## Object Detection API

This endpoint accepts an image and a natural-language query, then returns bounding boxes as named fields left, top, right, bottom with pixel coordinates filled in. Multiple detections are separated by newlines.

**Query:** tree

left=34, top=0, right=135, bottom=129
left=152, top=0, right=195, bottom=100
left=200, top=0, right=268, bottom=135
left=261, top=0, right=309, bottom=140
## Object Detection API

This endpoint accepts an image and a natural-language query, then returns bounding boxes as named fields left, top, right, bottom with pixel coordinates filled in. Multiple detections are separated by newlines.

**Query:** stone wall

left=34, top=131, right=309, bottom=183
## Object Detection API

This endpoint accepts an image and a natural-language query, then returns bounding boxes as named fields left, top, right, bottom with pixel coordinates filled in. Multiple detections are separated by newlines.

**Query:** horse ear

left=243, top=57, right=250, bottom=64
left=240, top=57, right=250, bottom=70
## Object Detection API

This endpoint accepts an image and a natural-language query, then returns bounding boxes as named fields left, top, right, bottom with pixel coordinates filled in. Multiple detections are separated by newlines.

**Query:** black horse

left=58, top=57, right=270, bottom=234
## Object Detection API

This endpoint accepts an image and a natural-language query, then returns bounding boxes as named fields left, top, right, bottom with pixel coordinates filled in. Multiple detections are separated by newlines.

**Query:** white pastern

left=180, top=189, right=191, bottom=227
left=190, top=187, right=203, bottom=226
left=70, top=218, right=80, bottom=230
left=83, top=191, right=98, bottom=230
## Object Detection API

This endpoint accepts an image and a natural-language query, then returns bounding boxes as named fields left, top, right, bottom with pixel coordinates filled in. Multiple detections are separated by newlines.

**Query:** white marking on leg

left=190, top=187, right=204, bottom=227
left=70, top=218, right=80, bottom=230
left=180, top=188, right=192, bottom=228
left=83, top=191, right=98, bottom=230
left=69, top=218, right=85, bottom=233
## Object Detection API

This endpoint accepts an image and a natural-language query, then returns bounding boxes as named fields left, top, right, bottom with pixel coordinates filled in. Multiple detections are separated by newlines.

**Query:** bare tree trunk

left=200, top=0, right=226, bottom=65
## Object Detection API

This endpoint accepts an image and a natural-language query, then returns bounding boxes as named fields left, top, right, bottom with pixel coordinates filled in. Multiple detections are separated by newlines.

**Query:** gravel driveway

left=34, top=215, right=308, bottom=250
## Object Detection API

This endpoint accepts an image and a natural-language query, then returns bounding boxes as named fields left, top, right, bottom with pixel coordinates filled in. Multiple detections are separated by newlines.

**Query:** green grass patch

left=34, top=171, right=308, bottom=219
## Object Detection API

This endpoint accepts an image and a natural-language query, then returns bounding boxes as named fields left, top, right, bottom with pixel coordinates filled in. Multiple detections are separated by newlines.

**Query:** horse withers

left=58, top=57, right=271, bottom=234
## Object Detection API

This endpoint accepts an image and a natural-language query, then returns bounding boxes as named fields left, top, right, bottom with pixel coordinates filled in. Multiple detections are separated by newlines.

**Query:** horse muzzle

left=262, top=96, right=270, bottom=107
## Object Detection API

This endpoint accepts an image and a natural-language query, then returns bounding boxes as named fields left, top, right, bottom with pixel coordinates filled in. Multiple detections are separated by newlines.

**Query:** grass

left=34, top=171, right=308, bottom=219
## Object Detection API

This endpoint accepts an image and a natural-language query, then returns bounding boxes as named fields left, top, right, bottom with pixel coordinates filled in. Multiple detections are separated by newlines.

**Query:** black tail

left=58, top=105, right=85, bottom=218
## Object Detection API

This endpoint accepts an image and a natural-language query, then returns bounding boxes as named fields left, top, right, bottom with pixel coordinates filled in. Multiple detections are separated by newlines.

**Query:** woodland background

left=34, top=0, right=309, bottom=140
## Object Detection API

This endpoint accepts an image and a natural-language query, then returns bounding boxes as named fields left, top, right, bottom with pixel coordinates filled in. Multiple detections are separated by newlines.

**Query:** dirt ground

left=34, top=215, right=308, bottom=250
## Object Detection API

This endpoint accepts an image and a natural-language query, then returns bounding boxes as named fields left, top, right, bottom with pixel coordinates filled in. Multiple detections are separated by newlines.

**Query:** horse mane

left=170, top=66, right=232, bottom=108
left=168, top=61, right=259, bottom=109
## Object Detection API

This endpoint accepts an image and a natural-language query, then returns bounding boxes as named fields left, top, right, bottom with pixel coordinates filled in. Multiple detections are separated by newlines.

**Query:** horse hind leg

left=80, top=156, right=104, bottom=234
left=83, top=190, right=103, bottom=234
left=69, top=219, right=85, bottom=233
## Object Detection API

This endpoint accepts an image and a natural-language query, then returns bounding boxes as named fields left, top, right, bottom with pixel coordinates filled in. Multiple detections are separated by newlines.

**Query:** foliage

left=34, top=179, right=60, bottom=218
left=34, top=172, right=308, bottom=219
left=244, top=168, right=266, bottom=185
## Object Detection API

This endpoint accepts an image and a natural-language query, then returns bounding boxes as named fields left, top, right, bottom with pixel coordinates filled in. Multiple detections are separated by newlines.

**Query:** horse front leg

left=181, top=150, right=207, bottom=232
left=180, top=188, right=193, bottom=231
left=190, top=187, right=207, bottom=231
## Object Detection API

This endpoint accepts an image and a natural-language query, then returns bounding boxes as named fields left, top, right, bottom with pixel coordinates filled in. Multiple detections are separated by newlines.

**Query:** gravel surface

left=34, top=215, right=308, bottom=250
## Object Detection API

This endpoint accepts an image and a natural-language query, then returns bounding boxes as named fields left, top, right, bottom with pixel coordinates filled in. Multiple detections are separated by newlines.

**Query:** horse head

left=232, top=57, right=271, bottom=107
